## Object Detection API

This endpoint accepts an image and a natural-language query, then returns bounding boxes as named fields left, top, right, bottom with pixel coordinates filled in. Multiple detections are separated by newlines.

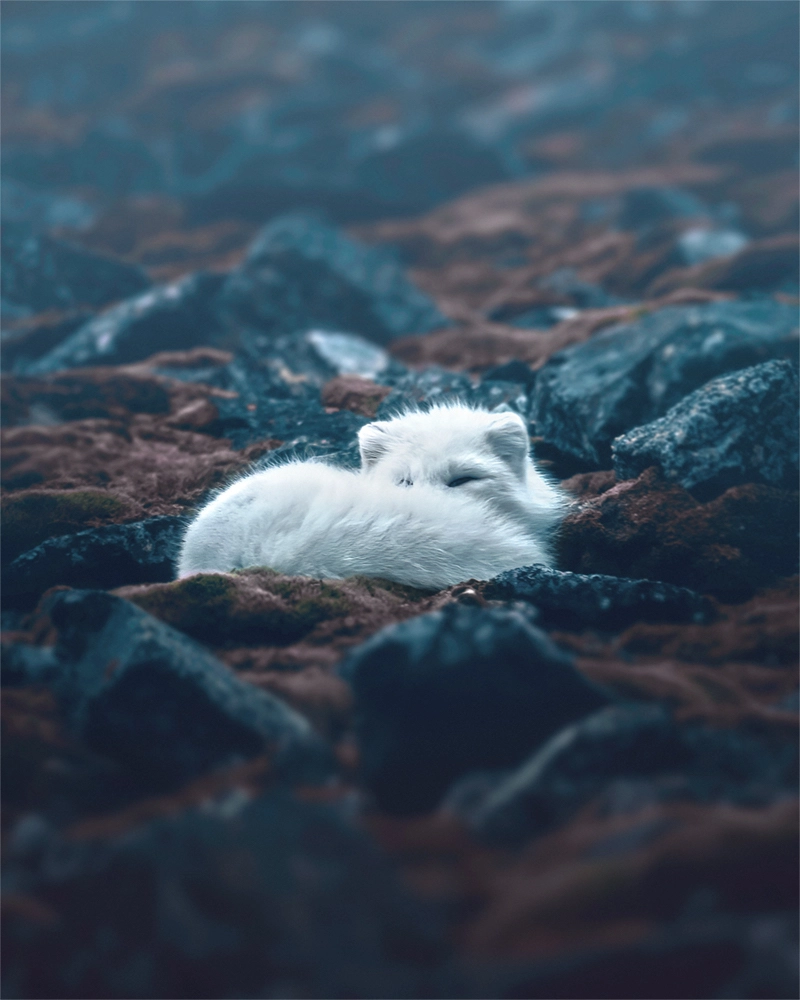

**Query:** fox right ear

left=358, top=422, right=390, bottom=469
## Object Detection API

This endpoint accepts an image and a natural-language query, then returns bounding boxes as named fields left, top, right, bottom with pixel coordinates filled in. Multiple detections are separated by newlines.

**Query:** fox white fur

left=177, top=404, right=570, bottom=590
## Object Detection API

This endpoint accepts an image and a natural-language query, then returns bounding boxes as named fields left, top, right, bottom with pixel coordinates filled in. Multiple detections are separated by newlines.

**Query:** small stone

left=320, top=375, right=392, bottom=418
left=340, top=602, right=609, bottom=814
left=612, top=359, right=799, bottom=498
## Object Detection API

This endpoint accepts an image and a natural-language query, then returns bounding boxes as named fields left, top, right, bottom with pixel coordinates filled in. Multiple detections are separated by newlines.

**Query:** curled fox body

left=177, top=404, right=569, bottom=590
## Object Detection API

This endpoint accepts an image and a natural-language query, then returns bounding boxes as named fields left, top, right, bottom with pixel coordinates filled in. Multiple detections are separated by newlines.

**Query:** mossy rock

left=1, top=490, right=130, bottom=564
left=117, top=568, right=431, bottom=648
left=119, top=571, right=344, bottom=646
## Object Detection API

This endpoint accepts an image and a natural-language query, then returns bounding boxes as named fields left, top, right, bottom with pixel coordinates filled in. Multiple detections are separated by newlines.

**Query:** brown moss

left=117, top=569, right=449, bottom=664
left=558, top=467, right=799, bottom=601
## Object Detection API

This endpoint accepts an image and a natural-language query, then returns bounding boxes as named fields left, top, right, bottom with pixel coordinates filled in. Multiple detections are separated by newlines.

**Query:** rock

left=0, top=221, right=150, bottom=314
left=37, top=589, right=332, bottom=789
left=3, top=790, right=447, bottom=1000
left=613, top=359, right=799, bottom=498
left=530, top=300, right=799, bottom=467
left=1, top=489, right=134, bottom=565
left=3, top=126, right=164, bottom=198
left=558, top=467, right=799, bottom=600
left=24, top=272, right=225, bottom=373
left=484, top=565, right=714, bottom=629
left=1, top=309, right=95, bottom=372
left=3, top=516, right=185, bottom=609
left=617, top=186, right=708, bottom=229
left=321, top=375, right=393, bottom=418
left=218, top=213, right=446, bottom=345
left=376, top=367, right=529, bottom=419
left=212, top=378, right=368, bottom=459
left=340, top=603, right=609, bottom=814
left=447, top=704, right=798, bottom=847
left=676, top=227, right=749, bottom=266
left=307, top=329, right=392, bottom=378
left=649, top=233, right=800, bottom=296
left=116, top=569, right=440, bottom=678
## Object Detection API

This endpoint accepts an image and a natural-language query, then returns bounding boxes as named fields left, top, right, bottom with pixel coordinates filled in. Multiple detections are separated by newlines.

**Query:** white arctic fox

left=177, top=404, right=569, bottom=590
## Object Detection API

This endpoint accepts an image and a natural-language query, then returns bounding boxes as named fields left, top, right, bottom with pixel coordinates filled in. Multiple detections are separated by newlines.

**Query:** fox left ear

left=485, top=412, right=529, bottom=476
left=358, top=421, right=390, bottom=469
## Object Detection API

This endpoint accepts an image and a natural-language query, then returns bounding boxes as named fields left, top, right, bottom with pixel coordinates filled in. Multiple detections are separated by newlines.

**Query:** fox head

left=357, top=404, right=565, bottom=530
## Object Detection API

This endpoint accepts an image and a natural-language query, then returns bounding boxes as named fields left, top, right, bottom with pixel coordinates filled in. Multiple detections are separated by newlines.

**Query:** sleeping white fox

left=177, top=403, right=569, bottom=590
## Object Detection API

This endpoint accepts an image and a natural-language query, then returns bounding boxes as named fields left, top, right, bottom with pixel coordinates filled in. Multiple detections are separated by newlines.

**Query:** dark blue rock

left=617, top=186, right=708, bottom=230
left=218, top=213, right=447, bottom=345
left=340, top=602, right=609, bottom=814
left=1, top=220, right=149, bottom=314
left=3, top=790, right=449, bottom=1000
left=41, top=590, right=332, bottom=789
left=24, top=272, right=224, bottom=373
left=446, top=704, right=799, bottom=847
left=3, top=516, right=185, bottom=609
left=612, top=359, right=799, bottom=498
left=3, top=128, right=164, bottom=198
left=1, top=309, right=94, bottom=372
left=376, top=366, right=529, bottom=419
left=484, top=565, right=714, bottom=629
left=530, top=300, right=799, bottom=467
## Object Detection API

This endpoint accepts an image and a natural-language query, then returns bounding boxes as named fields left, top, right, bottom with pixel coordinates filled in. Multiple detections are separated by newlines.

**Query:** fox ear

left=358, top=421, right=390, bottom=469
left=485, top=412, right=529, bottom=476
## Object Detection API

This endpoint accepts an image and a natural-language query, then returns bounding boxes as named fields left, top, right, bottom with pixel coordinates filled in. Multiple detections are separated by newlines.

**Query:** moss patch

left=117, top=568, right=447, bottom=652
left=2, top=490, right=131, bottom=564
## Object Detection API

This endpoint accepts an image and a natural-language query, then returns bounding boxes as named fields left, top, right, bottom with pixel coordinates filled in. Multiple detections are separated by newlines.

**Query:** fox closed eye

left=448, top=476, right=480, bottom=488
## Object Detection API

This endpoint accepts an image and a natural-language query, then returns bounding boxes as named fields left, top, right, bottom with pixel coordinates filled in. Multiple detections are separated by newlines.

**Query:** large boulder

left=612, top=359, right=799, bottom=498
left=25, top=272, right=224, bottom=373
left=32, top=590, right=332, bottom=789
left=341, top=602, right=609, bottom=814
left=1, top=221, right=150, bottom=314
left=218, top=213, right=447, bottom=344
left=530, top=300, right=799, bottom=467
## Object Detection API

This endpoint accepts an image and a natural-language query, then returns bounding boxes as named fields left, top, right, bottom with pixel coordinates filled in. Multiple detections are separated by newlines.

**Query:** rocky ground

left=1, top=3, right=798, bottom=998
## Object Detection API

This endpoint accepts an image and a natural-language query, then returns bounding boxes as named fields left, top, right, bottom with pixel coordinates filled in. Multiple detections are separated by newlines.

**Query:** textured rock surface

left=341, top=603, right=609, bottom=814
left=25, top=272, right=225, bottom=373
left=530, top=300, right=799, bottom=467
left=3, top=516, right=185, bottom=608
left=38, top=589, right=331, bottom=789
left=446, top=703, right=798, bottom=846
left=613, top=359, right=799, bottom=497
left=218, top=213, right=446, bottom=344
left=484, top=565, right=713, bottom=629
left=1, top=221, right=150, bottom=314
